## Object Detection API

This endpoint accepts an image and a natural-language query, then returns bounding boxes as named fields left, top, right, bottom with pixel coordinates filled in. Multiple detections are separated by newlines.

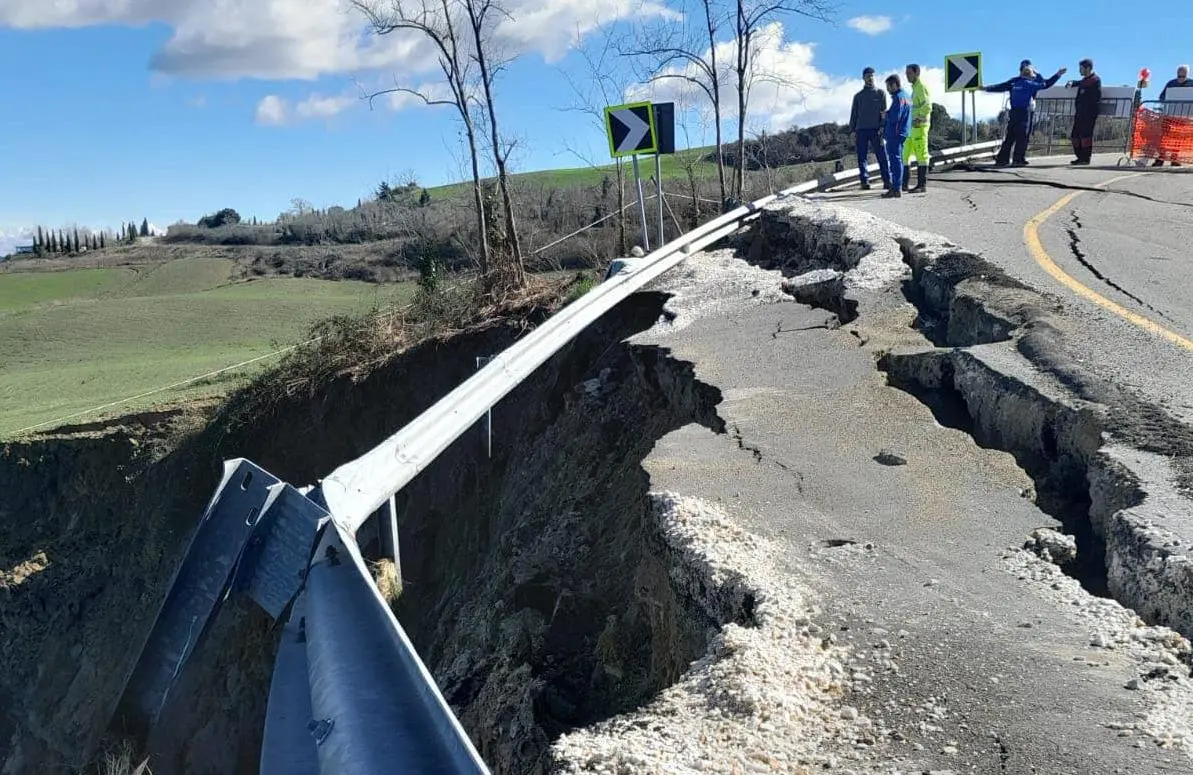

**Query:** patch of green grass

left=0, top=260, right=414, bottom=436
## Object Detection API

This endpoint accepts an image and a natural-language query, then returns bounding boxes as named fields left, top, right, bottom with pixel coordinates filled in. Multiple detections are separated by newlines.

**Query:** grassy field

left=0, top=258, right=414, bottom=436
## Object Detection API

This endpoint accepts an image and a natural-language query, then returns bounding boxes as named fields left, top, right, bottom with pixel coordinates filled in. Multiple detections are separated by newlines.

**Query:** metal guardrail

left=117, top=139, right=1003, bottom=774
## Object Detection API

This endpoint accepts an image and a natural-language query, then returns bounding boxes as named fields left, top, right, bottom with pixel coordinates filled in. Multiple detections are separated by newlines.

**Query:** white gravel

left=551, top=492, right=891, bottom=774
left=1003, top=547, right=1193, bottom=758
left=644, top=248, right=793, bottom=336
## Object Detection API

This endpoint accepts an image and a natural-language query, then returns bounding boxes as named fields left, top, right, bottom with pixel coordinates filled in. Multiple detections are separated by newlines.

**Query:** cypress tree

left=100, top=232, right=107, bottom=249
left=140, top=218, right=149, bottom=237
left=73, top=228, right=80, bottom=252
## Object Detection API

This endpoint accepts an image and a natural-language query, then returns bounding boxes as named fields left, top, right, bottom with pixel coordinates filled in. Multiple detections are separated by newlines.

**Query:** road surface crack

left=731, top=424, right=764, bottom=463
left=995, top=733, right=1010, bottom=773
left=961, top=192, right=978, bottom=211
left=946, top=167, right=1193, bottom=208
left=771, top=318, right=838, bottom=338
left=1064, top=209, right=1160, bottom=314
left=729, top=424, right=806, bottom=491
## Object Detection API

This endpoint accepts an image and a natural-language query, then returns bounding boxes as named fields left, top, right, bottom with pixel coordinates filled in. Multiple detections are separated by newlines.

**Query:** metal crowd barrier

left=1030, top=87, right=1138, bottom=157
left=115, top=139, right=1005, bottom=774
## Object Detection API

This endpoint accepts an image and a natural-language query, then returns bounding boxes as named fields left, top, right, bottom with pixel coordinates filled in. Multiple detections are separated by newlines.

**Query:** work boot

left=1152, top=158, right=1164, bottom=167
left=881, top=188, right=901, bottom=199
left=901, top=171, right=910, bottom=192
left=859, top=181, right=872, bottom=190
left=908, top=166, right=927, bottom=193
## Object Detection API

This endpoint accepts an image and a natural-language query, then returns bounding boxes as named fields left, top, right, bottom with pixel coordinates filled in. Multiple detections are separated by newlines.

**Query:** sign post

left=605, top=101, right=658, bottom=251
left=605, top=101, right=675, bottom=252
left=945, top=52, right=983, bottom=145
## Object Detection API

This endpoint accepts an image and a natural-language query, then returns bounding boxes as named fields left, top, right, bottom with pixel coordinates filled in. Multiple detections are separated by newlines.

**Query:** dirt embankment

left=1, top=284, right=745, bottom=774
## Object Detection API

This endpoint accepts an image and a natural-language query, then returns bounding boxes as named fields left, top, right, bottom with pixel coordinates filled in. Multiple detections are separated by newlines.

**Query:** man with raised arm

left=984, top=59, right=1067, bottom=167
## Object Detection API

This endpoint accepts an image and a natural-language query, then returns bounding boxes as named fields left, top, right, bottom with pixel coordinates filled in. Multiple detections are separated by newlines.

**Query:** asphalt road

left=636, top=249, right=1191, bottom=773
left=813, top=154, right=1193, bottom=423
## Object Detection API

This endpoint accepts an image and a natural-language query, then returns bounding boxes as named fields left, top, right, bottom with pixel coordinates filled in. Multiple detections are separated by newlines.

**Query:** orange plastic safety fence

left=1130, top=107, right=1193, bottom=163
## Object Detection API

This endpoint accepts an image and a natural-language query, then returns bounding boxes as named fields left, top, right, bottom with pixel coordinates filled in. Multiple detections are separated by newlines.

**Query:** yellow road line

left=1022, top=172, right=1193, bottom=352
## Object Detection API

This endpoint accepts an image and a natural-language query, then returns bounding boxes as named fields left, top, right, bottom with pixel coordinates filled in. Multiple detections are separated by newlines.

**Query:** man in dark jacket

left=1154, top=64, right=1190, bottom=166
left=1066, top=58, right=1101, bottom=165
left=881, top=74, right=912, bottom=199
left=849, top=67, right=891, bottom=190
left=984, top=59, right=1067, bottom=166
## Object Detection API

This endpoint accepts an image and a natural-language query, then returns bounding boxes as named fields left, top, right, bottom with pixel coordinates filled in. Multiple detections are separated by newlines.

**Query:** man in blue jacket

left=984, top=59, right=1067, bottom=166
left=882, top=74, right=912, bottom=199
left=849, top=66, right=891, bottom=190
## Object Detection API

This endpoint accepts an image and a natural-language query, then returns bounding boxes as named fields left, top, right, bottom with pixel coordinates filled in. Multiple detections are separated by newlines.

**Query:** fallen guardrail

left=116, top=139, right=1002, bottom=774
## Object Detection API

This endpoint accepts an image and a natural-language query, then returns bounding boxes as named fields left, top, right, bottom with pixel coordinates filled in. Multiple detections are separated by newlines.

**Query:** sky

left=0, top=0, right=1188, bottom=253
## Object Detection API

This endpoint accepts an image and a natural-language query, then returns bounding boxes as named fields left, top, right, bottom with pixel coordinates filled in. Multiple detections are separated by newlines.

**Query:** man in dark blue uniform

left=1066, top=58, right=1101, bottom=165
left=849, top=66, right=891, bottom=190
left=984, top=59, right=1067, bottom=166
left=881, top=74, right=912, bottom=199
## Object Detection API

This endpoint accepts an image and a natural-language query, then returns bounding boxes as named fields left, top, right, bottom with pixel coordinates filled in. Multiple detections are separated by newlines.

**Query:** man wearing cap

left=849, top=66, right=891, bottom=190
left=1065, top=58, right=1102, bottom=165
left=984, top=59, right=1067, bottom=166
left=902, top=64, right=931, bottom=193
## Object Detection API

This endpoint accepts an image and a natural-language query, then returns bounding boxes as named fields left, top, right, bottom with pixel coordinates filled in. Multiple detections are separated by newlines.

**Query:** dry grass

left=91, top=740, right=152, bottom=775
left=371, top=558, right=403, bottom=608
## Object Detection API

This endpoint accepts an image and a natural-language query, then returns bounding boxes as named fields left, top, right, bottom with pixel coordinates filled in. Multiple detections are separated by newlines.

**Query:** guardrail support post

left=476, top=355, right=493, bottom=458
left=381, top=493, right=401, bottom=581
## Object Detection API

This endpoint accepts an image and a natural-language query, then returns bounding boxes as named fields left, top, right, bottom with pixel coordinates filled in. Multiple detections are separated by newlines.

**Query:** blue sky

left=0, top=0, right=1187, bottom=251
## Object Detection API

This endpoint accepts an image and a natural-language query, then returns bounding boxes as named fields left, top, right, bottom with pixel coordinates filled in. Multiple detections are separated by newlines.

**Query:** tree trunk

left=735, top=9, right=749, bottom=202
left=704, top=0, right=728, bottom=210
left=464, top=121, right=490, bottom=275
left=467, top=1, right=524, bottom=287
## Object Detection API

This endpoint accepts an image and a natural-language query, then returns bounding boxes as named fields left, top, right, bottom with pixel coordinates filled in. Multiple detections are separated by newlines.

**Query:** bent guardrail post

left=302, top=521, right=489, bottom=774
left=260, top=594, right=319, bottom=775
left=119, top=459, right=286, bottom=729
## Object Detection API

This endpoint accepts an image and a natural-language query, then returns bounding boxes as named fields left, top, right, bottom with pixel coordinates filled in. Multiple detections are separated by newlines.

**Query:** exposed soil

left=1, top=283, right=748, bottom=775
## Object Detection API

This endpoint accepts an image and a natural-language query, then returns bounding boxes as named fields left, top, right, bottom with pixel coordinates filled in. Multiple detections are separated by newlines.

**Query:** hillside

left=0, top=259, right=414, bottom=435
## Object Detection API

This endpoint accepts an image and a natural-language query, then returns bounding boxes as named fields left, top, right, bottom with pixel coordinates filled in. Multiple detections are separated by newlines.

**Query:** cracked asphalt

left=636, top=257, right=1190, bottom=773
left=813, top=154, right=1193, bottom=423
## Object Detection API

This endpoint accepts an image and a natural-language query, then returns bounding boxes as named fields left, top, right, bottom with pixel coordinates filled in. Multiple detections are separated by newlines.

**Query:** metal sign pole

left=654, top=154, right=664, bottom=245
left=962, top=93, right=968, bottom=145
left=972, top=91, right=978, bottom=142
left=632, top=154, right=650, bottom=252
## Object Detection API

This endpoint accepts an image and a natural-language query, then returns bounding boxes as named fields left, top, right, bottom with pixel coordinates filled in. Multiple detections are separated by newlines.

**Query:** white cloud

left=846, top=15, right=892, bottom=35
left=255, top=95, right=289, bottom=125
left=0, top=0, right=669, bottom=81
left=0, top=226, right=34, bottom=257
left=187, top=95, right=207, bottom=108
left=628, top=22, right=1008, bottom=133
left=296, top=93, right=356, bottom=119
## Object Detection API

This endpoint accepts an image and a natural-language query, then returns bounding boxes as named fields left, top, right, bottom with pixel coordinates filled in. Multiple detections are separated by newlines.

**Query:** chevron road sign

left=946, top=52, right=982, bottom=92
left=605, top=101, right=657, bottom=158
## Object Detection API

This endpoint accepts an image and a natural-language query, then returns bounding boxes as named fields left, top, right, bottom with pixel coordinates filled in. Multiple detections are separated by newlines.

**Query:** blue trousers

left=996, top=106, right=1031, bottom=164
left=855, top=128, right=890, bottom=185
left=885, top=136, right=906, bottom=190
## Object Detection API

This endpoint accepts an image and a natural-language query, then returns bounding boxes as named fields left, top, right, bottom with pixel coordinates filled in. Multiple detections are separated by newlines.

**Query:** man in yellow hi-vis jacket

left=902, top=63, right=931, bottom=193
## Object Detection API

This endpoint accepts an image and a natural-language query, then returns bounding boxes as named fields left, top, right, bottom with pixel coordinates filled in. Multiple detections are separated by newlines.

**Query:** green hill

left=0, top=260, right=413, bottom=436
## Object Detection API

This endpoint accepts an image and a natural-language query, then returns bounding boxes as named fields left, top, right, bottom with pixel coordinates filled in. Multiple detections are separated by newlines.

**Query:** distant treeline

left=28, top=219, right=154, bottom=255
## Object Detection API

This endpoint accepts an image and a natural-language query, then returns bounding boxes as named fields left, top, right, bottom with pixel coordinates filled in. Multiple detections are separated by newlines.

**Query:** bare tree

left=558, top=27, right=631, bottom=256
left=730, top=0, right=833, bottom=200
left=461, top=0, right=525, bottom=287
left=351, top=0, right=491, bottom=275
left=625, top=0, right=730, bottom=210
